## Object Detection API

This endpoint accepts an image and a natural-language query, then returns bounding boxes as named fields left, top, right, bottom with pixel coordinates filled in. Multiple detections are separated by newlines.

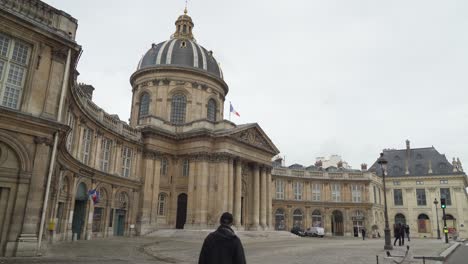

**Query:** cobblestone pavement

left=0, top=236, right=453, bottom=264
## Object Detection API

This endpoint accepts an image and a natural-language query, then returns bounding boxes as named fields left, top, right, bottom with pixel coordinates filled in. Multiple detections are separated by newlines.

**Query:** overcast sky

left=44, top=0, right=468, bottom=169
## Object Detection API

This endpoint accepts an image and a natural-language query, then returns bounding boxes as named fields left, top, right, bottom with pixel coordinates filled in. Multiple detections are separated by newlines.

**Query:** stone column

left=234, top=160, right=242, bottom=228
left=199, top=157, right=209, bottom=227
left=138, top=152, right=159, bottom=234
left=186, top=157, right=197, bottom=227
left=227, top=159, right=234, bottom=213
left=85, top=181, right=97, bottom=240
left=260, top=167, right=267, bottom=229
left=252, top=164, right=260, bottom=230
left=266, top=169, right=272, bottom=228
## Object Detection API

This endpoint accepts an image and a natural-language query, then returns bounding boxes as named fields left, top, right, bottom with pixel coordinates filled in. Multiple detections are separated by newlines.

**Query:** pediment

left=228, top=125, right=279, bottom=155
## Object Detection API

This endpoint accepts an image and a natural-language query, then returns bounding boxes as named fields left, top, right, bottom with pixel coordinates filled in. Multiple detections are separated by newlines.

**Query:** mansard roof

left=369, top=146, right=462, bottom=177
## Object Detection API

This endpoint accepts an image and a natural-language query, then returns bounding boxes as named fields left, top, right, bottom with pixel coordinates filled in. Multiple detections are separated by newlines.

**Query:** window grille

left=351, top=185, right=362, bottom=203
left=416, top=189, right=427, bottom=206
left=161, top=158, right=168, bottom=176
left=393, top=189, right=403, bottom=206
left=100, top=138, right=112, bottom=172
left=139, top=92, right=150, bottom=118
left=207, top=99, right=216, bottom=121
left=158, top=193, right=167, bottom=215
left=331, top=183, right=341, bottom=202
left=275, top=179, right=284, bottom=199
left=81, top=128, right=93, bottom=165
left=121, top=146, right=133, bottom=177
left=182, top=159, right=189, bottom=177
left=66, top=111, right=75, bottom=151
left=311, top=183, right=321, bottom=201
left=170, top=93, right=186, bottom=124
left=440, top=188, right=452, bottom=205
left=293, top=181, right=303, bottom=200
left=0, top=33, right=30, bottom=109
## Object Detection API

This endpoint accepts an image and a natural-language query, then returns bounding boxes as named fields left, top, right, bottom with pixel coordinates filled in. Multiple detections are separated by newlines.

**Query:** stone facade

left=272, top=166, right=385, bottom=238
left=0, top=0, right=279, bottom=257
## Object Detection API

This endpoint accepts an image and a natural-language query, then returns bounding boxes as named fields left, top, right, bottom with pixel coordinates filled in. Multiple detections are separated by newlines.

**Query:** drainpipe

left=37, top=48, right=72, bottom=255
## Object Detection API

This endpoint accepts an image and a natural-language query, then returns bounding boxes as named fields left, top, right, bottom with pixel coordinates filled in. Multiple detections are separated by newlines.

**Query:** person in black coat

left=399, top=224, right=405, bottom=246
left=199, top=212, right=246, bottom=264
left=393, top=223, right=401, bottom=246
left=405, top=225, right=410, bottom=242
left=361, top=228, right=366, bottom=240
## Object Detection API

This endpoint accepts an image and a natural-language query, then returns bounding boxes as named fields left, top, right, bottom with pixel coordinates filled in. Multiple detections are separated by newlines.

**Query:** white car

left=306, top=227, right=325, bottom=237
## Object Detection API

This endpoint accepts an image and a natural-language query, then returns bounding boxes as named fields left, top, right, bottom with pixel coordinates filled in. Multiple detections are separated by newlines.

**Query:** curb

left=439, top=242, right=461, bottom=259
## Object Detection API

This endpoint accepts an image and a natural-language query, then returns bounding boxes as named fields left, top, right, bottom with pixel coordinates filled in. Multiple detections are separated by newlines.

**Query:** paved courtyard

left=0, top=233, right=454, bottom=264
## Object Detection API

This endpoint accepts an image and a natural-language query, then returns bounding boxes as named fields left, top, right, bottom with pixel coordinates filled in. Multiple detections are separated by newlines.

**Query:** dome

left=136, top=11, right=223, bottom=79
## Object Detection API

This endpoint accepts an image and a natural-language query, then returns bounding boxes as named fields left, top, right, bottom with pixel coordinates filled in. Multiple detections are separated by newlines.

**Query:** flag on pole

left=88, top=189, right=100, bottom=205
left=230, top=102, right=240, bottom=117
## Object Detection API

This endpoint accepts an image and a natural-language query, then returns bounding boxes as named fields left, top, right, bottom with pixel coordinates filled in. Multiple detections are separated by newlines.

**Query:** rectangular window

left=416, top=189, right=427, bottom=206
left=80, top=127, right=93, bottom=165
left=311, top=183, right=321, bottom=201
left=440, top=188, right=452, bottom=206
left=351, top=185, right=362, bottom=203
left=66, top=111, right=75, bottom=151
left=182, top=159, right=189, bottom=177
left=416, top=181, right=424, bottom=185
left=160, top=158, right=168, bottom=176
left=275, top=179, right=284, bottom=200
left=121, top=146, right=133, bottom=177
left=331, top=184, right=341, bottom=202
left=393, top=181, right=400, bottom=186
left=293, top=181, right=303, bottom=200
left=0, top=33, right=30, bottom=109
left=440, top=180, right=448, bottom=184
left=100, top=138, right=112, bottom=172
left=394, top=189, right=403, bottom=206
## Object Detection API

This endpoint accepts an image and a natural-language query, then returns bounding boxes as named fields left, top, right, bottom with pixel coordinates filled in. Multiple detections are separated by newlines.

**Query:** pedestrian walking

left=405, top=224, right=410, bottom=242
left=393, top=223, right=402, bottom=246
left=399, top=224, right=405, bottom=246
left=198, top=212, right=246, bottom=264
left=361, top=228, right=366, bottom=240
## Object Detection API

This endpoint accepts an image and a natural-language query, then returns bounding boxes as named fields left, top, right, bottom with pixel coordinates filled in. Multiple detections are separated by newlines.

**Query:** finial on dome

left=184, top=0, right=188, bottom=14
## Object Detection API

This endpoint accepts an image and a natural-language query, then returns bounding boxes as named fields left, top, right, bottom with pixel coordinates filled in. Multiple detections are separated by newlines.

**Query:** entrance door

left=176, top=193, right=187, bottom=229
left=71, top=200, right=86, bottom=240
left=331, top=210, right=344, bottom=236
left=353, top=221, right=363, bottom=237
left=114, top=209, right=126, bottom=236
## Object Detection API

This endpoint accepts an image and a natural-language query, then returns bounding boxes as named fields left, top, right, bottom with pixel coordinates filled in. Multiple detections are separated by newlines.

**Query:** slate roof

left=369, top=147, right=459, bottom=177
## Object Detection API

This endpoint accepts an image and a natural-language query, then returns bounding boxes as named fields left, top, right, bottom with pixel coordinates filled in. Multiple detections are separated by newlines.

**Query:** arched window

left=275, top=209, right=285, bottom=230
left=182, top=159, right=189, bottom=177
left=417, top=214, right=430, bottom=233
left=160, top=158, right=168, bottom=176
left=170, top=93, right=186, bottom=124
left=312, top=209, right=322, bottom=227
left=139, top=92, right=150, bottom=118
left=158, top=193, right=167, bottom=215
left=293, top=209, right=303, bottom=228
left=395, top=213, right=406, bottom=225
left=207, top=99, right=217, bottom=122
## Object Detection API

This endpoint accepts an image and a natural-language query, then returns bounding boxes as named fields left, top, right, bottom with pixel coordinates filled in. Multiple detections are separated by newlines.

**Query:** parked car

left=305, top=227, right=325, bottom=237
left=290, top=226, right=306, bottom=237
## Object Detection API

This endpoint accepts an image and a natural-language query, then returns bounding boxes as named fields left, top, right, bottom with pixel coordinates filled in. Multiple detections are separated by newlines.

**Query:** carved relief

left=232, top=128, right=276, bottom=153
left=34, top=136, right=53, bottom=146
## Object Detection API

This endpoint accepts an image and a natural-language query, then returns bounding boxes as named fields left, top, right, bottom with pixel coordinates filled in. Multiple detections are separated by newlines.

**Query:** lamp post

left=434, top=198, right=441, bottom=239
left=377, top=153, right=393, bottom=250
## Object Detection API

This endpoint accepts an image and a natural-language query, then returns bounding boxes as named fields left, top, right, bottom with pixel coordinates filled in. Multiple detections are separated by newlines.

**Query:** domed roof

left=136, top=10, right=223, bottom=79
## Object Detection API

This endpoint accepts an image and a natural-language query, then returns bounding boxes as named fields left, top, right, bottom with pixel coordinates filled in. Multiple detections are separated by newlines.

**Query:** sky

left=43, top=0, right=468, bottom=169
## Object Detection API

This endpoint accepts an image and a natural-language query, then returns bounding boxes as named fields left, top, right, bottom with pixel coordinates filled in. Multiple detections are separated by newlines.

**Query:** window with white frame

left=311, top=183, right=321, bottom=201
left=276, top=179, right=284, bottom=199
left=121, top=146, right=133, bottom=177
left=0, top=33, right=31, bottom=109
left=100, top=138, right=112, bottom=172
left=80, top=127, right=93, bottom=165
left=182, top=158, right=189, bottom=177
left=66, top=111, right=75, bottom=151
left=331, top=183, right=341, bottom=202
left=440, top=179, right=448, bottom=184
left=158, top=193, right=167, bottom=215
left=351, top=184, right=362, bottom=203
left=293, top=181, right=303, bottom=200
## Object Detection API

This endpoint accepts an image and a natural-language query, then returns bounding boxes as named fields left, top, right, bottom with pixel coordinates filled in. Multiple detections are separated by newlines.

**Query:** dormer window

left=416, top=154, right=423, bottom=160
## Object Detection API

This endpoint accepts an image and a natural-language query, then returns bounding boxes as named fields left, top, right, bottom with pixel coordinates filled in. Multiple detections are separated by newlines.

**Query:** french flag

left=230, top=102, right=240, bottom=117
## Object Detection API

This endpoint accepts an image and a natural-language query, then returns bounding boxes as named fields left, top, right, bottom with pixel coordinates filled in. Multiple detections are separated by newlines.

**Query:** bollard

left=376, top=255, right=379, bottom=264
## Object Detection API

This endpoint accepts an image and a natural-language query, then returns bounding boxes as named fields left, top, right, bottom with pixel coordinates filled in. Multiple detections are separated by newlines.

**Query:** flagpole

left=229, top=101, right=231, bottom=121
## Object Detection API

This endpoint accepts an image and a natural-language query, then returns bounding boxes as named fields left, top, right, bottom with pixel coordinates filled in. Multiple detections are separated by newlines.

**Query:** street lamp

left=377, top=153, right=393, bottom=250
left=434, top=198, right=441, bottom=239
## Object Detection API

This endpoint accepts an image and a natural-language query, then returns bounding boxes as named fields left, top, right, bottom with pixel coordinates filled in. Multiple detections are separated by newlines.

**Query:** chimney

left=361, top=163, right=367, bottom=171
left=406, top=139, right=410, bottom=150
left=315, top=160, right=323, bottom=168
left=428, top=160, right=432, bottom=174
left=405, top=139, right=410, bottom=175
left=457, top=157, right=463, bottom=172
left=452, top=158, right=458, bottom=172
left=78, top=83, right=95, bottom=100
left=337, top=161, right=343, bottom=169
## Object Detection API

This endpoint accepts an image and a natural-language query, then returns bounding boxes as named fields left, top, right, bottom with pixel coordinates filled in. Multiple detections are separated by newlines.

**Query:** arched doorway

left=395, top=213, right=406, bottom=225
left=72, top=182, right=88, bottom=240
left=312, top=210, right=322, bottom=227
left=417, top=214, right=430, bottom=233
left=275, top=209, right=285, bottom=230
left=352, top=210, right=365, bottom=237
left=443, top=214, right=456, bottom=234
left=331, top=210, right=344, bottom=236
left=292, top=209, right=303, bottom=229
left=176, top=193, right=187, bottom=229
left=114, top=192, right=128, bottom=236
